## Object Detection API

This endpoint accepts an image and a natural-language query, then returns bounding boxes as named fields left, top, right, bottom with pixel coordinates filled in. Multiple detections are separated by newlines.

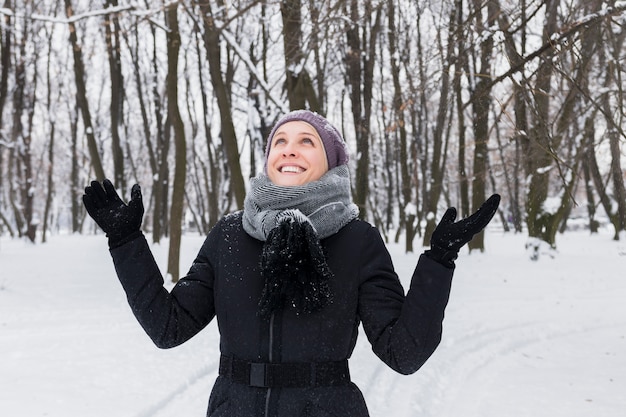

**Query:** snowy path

left=1, top=230, right=625, bottom=416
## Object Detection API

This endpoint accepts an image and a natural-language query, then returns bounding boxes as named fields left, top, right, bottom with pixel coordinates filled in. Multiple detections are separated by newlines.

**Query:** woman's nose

left=282, top=143, right=298, bottom=157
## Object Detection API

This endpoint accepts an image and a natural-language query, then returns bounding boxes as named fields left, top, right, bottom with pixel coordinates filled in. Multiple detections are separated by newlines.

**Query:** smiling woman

left=263, top=110, right=348, bottom=181
left=266, top=120, right=329, bottom=186
left=82, top=109, right=500, bottom=417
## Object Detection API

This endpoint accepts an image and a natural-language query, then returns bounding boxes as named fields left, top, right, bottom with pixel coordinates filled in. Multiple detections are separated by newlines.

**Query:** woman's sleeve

left=109, top=229, right=218, bottom=349
left=357, top=225, right=454, bottom=375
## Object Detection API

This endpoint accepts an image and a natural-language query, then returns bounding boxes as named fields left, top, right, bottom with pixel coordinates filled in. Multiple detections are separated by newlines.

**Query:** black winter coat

left=110, top=212, right=454, bottom=417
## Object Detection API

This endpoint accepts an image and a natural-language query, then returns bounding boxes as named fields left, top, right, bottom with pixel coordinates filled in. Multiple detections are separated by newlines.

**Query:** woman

left=83, top=110, right=500, bottom=417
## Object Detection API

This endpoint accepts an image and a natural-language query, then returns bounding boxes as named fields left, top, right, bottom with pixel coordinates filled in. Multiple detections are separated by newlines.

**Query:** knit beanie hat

left=264, top=110, right=349, bottom=172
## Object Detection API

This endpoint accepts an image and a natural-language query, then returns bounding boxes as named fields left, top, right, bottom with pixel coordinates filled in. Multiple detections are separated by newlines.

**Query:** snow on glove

left=426, top=194, right=501, bottom=268
left=82, top=179, right=144, bottom=248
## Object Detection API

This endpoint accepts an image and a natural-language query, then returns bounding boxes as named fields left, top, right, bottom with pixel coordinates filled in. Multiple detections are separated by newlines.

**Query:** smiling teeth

left=281, top=166, right=303, bottom=173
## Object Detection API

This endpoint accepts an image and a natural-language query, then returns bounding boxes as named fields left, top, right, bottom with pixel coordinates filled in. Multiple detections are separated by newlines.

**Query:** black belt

left=219, top=354, right=350, bottom=388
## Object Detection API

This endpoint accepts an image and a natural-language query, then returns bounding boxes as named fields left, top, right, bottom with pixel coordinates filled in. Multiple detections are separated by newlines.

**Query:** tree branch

left=1, top=5, right=134, bottom=23
left=490, top=5, right=626, bottom=88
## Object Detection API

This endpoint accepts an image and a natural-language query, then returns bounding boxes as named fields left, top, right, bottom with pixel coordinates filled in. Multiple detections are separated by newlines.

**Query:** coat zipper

left=264, top=312, right=275, bottom=417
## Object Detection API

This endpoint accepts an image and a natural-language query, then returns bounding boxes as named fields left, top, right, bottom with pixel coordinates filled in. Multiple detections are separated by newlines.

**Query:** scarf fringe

left=258, top=215, right=333, bottom=318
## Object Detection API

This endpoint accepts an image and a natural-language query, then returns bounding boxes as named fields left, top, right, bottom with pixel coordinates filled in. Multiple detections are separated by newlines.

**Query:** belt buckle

left=249, top=362, right=268, bottom=388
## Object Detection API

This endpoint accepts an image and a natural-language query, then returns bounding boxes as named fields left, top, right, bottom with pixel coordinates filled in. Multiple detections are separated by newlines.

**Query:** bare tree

left=599, top=16, right=626, bottom=239
left=165, top=3, right=187, bottom=282
left=196, top=0, right=246, bottom=210
left=387, top=0, right=417, bottom=252
left=280, top=0, right=320, bottom=111
left=421, top=8, right=454, bottom=247
left=0, top=0, right=12, bottom=237
left=103, top=0, right=126, bottom=193
left=0, top=1, right=625, bottom=263
left=453, top=0, right=470, bottom=220
left=344, top=0, right=383, bottom=220
left=495, top=0, right=527, bottom=233
left=0, top=0, right=9, bottom=127
left=42, top=3, right=61, bottom=243
left=467, top=0, right=498, bottom=252
left=8, top=5, right=39, bottom=242
left=64, top=0, right=105, bottom=181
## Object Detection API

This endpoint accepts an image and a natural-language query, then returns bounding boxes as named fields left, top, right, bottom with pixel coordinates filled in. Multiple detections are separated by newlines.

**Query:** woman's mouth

left=279, top=165, right=305, bottom=173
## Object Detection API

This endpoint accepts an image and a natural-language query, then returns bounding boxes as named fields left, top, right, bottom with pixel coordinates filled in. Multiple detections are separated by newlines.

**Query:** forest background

left=1, top=0, right=625, bottom=280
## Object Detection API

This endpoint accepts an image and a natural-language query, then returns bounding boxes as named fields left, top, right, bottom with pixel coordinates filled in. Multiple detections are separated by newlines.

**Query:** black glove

left=426, top=194, right=501, bottom=267
left=82, top=179, right=144, bottom=248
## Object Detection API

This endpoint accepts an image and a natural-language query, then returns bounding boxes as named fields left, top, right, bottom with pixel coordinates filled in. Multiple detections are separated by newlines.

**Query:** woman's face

left=267, top=121, right=329, bottom=186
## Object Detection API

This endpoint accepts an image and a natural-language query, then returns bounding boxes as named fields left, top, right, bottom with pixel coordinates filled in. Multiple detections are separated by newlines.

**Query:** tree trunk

left=387, top=0, right=415, bottom=252
left=103, top=0, right=126, bottom=192
left=119, top=19, right=161, bottom=236
left=8, top=18, right=25, bottom=239
left=581, top=116, right=599, bottom=233
left=193, top=28, right=219, bottom=232
left=600, top=20, right=626, bottom=238
left=345, top=0, right=366, bottom=217
left=197, top=0, right=246, bottom=210
left=65, top=0, right=105, bottom=181
left=0, top=2, right=8, bottom=233
left=21, top=75, right=37, bottom=243
left=153, top=121, right=170, bottom=242
left=280, top=0, right=320, bottom=112
left=345, top=0, right=382, bottom=220
left=454, top=1, right=470, bottom=219
left=165, top=4, right=186, bottom=283
left=524, top=0, right=559, bottom=250
left=495, top=0, right=526, bottom=233
left=422, top=9, right=454, bottom=247
left=42, top=10, right=59, bottom=242
left=0, top=0, right=10, bottom=127
left=146, top=24, right=168, bottom=243
left=42, top=121, right=55, bottom=243
left=10, top=14, right=37, bottom=242
left=70, top=110, right=81, bottom=233
left=468, top=0, right=497, bottom=253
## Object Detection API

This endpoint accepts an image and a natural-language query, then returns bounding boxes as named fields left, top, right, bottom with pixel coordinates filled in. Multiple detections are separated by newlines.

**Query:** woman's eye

left=273, top=138, right=286, bottom=146
left=302, top=137, right=314, bottom=145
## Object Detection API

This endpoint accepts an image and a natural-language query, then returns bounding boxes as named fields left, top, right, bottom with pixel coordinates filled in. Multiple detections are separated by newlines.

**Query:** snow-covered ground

left=1, top=225, right=625, bottom=417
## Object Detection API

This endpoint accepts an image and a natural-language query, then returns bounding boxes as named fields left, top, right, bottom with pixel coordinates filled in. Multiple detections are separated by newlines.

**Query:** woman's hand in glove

left=82, top=179, right=144, bottom=248
left=426, top=194, right=501, bottom=267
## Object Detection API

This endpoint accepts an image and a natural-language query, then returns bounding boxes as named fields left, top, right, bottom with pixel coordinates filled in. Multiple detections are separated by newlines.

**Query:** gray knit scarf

left=242, top=165, right=359, bottom=241
left=242, top=165, right=359, bottom=317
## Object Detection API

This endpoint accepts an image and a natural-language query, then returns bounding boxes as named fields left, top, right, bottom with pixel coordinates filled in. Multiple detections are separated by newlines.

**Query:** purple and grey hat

left=264, top=110, right=349, bottom=171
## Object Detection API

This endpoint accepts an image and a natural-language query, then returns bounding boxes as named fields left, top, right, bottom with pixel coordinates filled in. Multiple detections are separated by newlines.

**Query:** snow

left=1, top=226, right=625, bottom=417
